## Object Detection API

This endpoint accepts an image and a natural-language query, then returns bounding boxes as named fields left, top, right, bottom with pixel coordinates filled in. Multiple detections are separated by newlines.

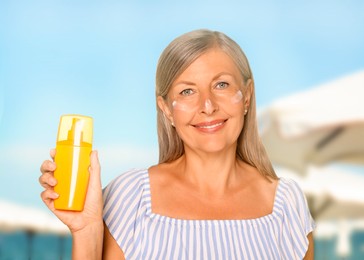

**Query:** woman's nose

left=199, top=93, right=218, bottom=115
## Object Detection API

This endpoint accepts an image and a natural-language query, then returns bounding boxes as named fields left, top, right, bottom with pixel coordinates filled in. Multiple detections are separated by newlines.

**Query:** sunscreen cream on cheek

left=231, top=90, right=243, bottom=104
left=172, top=100, right=190, bottom=111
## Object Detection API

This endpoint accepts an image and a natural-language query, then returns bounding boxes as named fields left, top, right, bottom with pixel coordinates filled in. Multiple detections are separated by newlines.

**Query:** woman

left=40, top=29, right=315, bottom=259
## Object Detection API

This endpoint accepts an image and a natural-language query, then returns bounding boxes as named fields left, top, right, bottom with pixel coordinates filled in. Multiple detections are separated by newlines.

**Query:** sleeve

left=287, top=179, right=316, bottom=235
left=102, top=169, right=147, bottom=256
left=280, top=178, right=316, bottom=259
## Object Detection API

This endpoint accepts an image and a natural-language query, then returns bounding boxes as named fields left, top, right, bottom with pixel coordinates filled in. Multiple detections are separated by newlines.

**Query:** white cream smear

left=231, top=90, right=243, bottom=104
left=204, top=99, right=213, bottom=112
left=172, top=100, right=190, bottom=111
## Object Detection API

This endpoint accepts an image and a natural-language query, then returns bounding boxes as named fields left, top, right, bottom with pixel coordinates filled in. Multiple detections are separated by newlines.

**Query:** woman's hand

left=39, top=149, right=103, bottom=234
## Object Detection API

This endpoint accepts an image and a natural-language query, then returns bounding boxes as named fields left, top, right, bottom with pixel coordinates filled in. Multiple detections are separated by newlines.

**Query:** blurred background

left=1, top=0, right=363, bottom=259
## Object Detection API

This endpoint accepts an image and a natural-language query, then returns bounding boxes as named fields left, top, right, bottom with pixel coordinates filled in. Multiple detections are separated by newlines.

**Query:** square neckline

left=142, top=169, right=283, bottom=226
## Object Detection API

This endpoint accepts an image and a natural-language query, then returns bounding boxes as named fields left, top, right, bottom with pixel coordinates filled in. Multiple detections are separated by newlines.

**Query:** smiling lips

left=193, top=119, right=227, bottom=133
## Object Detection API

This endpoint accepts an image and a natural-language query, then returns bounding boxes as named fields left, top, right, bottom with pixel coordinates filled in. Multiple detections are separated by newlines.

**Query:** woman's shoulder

left=275, top=177, right=313, bottom=219
left=276, top=177, right=316, bottom=241
left=147, top=161, right=184, bottom=192
left=105, top=168, right=148, bottom=186
left=102, top=168, right=151, bottom=254
left=277, top=177, right=306, bottom=199
left=102, top=168, right=149, bottom=203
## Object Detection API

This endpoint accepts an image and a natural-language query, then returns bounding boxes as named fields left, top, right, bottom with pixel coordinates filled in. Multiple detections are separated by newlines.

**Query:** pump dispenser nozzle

left=56, top=115, right=93, bottom=147
left=67, top=118, right=84, bottom=146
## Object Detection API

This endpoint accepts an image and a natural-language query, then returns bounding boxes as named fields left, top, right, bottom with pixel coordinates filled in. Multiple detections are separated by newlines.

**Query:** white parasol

left=277, top=165, right=364, bottom=220
left=259, top=70, right=364, bottom=173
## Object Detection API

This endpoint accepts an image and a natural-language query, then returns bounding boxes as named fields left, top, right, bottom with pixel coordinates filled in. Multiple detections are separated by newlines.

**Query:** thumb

left=89, top=150, right=102, bottom=189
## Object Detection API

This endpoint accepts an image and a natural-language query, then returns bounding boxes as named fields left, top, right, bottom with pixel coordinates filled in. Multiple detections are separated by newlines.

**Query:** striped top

left=103, top=169, right=315, bottom=260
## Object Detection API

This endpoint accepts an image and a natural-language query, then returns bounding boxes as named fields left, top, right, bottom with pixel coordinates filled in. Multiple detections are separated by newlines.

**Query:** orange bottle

left=54, top=115, right=93, bottom=211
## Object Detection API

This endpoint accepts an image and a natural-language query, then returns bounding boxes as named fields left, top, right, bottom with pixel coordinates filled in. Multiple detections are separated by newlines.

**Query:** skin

left=160, top=49, right=251, bottom=157
left=305, top=233, right=315, bottom=260
left=39, top=48, right=314, bottom=259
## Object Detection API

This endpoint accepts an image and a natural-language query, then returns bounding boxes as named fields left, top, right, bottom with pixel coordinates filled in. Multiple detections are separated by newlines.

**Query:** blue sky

left=0, top=0, right=363, bottom=209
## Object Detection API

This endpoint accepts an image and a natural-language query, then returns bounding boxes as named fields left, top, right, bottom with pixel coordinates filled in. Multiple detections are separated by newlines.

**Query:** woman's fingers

left=39, top=159, right=57, bottom=188
left=50, top=148, right=56, bottom=160
left=40, top=189, right=59, bottom=208
left=40, top=159, right=56, bottom=174
left=39, top=150, right=58, bottom=195
left=39, top=171, right=57, bottom=189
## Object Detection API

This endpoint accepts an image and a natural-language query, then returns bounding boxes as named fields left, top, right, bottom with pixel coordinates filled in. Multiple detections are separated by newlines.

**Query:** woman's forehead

left=172, top=49, right=242, bottom=83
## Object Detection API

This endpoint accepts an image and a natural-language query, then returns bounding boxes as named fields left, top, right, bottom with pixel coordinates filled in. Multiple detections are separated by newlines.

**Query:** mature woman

left=40, top=29, right=315, bottom=259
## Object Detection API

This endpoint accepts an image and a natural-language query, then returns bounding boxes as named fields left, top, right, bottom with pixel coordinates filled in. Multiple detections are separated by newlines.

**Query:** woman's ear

left=157, top=96, right=173, bottom=123
left=244, top=79, right=253, bottom=110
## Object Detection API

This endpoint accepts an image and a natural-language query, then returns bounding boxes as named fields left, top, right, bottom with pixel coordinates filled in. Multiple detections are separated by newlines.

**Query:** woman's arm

left=102, top=222, right=125, bottom=259
left=72, top=222, right=104, bottom=259
left=303, top=232, right=314, bottom=260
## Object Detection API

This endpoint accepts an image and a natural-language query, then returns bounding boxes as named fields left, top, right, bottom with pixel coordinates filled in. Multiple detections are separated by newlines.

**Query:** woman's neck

left=174, top=148, right=247, bottom=197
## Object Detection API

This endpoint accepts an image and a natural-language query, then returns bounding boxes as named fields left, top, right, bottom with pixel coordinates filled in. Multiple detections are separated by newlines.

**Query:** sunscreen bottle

left=54, top=114, right=93, bottom=211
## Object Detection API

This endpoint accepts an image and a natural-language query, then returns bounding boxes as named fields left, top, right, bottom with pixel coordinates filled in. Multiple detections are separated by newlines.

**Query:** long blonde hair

left=155, top=29, right=277, bottom=179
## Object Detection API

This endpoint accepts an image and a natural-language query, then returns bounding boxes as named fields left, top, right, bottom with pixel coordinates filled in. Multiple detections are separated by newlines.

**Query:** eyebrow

left=212, top=72, right=237, bottom=81
left=173, top=81, right=196, bottom=87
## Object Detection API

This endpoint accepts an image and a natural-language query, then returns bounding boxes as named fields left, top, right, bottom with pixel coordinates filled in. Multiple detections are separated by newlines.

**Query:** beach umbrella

left=259, top=70, right=364, bottom=174
left=277, top=166, right=364, bottom=220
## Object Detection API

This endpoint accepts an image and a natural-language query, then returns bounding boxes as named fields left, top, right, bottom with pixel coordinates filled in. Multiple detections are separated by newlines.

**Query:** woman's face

left=158, top=48, right=251, bottom=154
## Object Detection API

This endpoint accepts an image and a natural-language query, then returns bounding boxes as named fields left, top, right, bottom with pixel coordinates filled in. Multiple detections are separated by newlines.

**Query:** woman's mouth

left=193, top=119, right=227, bottom=132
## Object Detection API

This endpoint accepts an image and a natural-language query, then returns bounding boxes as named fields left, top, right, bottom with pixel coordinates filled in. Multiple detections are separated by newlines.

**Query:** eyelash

left=180, top=89, right=194, bottom=96
left=216, top=82, right=229, bottom=89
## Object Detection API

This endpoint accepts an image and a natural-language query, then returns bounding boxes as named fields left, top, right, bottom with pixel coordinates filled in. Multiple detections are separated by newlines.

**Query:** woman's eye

left=180, top=89, right=194, bottom=96
left=216, top=82, right=229, bottom=89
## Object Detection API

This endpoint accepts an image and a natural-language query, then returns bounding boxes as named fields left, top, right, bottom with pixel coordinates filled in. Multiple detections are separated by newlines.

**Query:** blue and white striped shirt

left=103, top=169, right=315, bottom=259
